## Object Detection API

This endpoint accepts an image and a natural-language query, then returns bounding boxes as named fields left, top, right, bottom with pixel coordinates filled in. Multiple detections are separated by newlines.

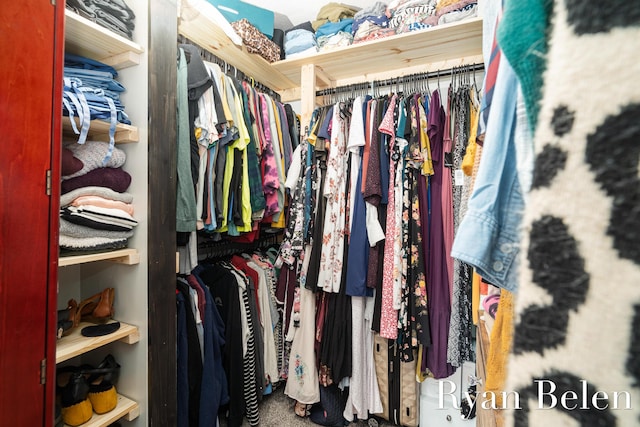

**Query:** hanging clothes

left=176, top=48, right=197, bottom=233
left=345, top=97, right=371, bottom=298
left=343, top=296, right=383, bottom=421
left=175, top=45, right=300, bottom=271
left=421, top=89, right=455, bottom=379
left=271, top=69, right=490, bottom=423
left=176, top=278, right=203, bottom=427
left=447, top=83, right=479, bottom=367
left=191, top=264, right=246, bottom=427
left=317, top=102, right=350, bottom=293
left=400, top=95, right=431, bottom=361
left=183, top=249, right=284, bottom=427
left=284, top=286, right=321, bottom=405
left=378, top=94, right=400, bottom=339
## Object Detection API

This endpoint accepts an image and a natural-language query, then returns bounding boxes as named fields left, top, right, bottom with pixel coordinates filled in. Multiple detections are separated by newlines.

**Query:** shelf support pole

left=300, top=64, right=317, bottom=132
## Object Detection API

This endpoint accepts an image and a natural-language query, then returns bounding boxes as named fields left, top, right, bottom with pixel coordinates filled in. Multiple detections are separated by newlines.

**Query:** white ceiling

left=243, top=0, right=375, bottom=27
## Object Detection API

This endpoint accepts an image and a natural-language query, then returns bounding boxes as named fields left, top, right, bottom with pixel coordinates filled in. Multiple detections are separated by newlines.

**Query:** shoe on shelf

left=78, top=287, right=115, bottom=323
left=56, top=366, right=92, bottom=426
left=57, top=299, right=80, bottom=339
left=81, top=354, right=121, bottom=414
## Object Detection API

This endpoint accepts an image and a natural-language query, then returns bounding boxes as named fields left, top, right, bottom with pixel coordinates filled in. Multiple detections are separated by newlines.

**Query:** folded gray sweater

left=59, top=234, right=128, bottom=251
left=63, top=140, right=126, bottom=180
left=60, top=217, right=135, bottom=239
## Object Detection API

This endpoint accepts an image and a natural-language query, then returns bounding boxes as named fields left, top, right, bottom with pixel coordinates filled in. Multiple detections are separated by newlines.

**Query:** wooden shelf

left=59, top=249, right=140, bottom=267
left=178, top=0, right=295, bottom=92
left=179, top=1, right=481, bottom=97
left=272, top=17, right=483, bottom=88
left=62, top=117, right=139, bottom=144
left=56, top=321, right=140, bottom=364
left=63, top=393, right=139, bottom=427
left=64, top=9, right=144, bottom=70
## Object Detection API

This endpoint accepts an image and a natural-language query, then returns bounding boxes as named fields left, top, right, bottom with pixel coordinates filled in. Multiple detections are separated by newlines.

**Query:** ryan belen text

left=438, top=379, right=632, bottom=411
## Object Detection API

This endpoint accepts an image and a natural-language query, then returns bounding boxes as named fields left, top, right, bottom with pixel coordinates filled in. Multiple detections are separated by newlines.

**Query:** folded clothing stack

left=387, top=0, right=438, bottom=34
left=63, top=140, right=127, bottom=180
left=432, top=0, right=478, bottom=26
left=352, top=2, right=394, bottom=43
left=284, top=28, right=318, bottom=58
left=311, top=2, right=360, bottom=30
left=63, top=54, right=131, bottom=166
left=61, top=206, right=137, bottom=233
left=66, top=0, right=136, bottom=40
left=60, top=187, right=136, bottom=252
left=316, top=19, right=354, bottom=52
left=59, top=138, right=136, bottom=252
left=283, top=0, right=478, bottom=58
left=62, top=140, right=131, bottom=194
left=388, top=0, right=477, bottom=33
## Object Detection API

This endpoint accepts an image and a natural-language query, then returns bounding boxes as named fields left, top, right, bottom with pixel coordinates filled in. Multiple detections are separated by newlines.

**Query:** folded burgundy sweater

left=61, top=167, right=131, bottom=194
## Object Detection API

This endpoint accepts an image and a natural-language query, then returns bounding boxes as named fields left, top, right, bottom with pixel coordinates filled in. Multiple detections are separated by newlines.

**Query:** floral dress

left=379, top=95, right=400, bottom=339
left=400, top=96, right=431, bottom=361
left=317, top=102, right=349, bottom=293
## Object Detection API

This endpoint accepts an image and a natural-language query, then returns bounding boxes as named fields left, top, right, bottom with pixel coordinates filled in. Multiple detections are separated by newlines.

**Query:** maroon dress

left=424, top=89, right=455, bottom=379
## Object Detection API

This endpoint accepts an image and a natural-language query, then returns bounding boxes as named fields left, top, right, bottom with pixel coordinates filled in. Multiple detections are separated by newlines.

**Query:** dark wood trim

left=148, top=0, right=178, bottom=425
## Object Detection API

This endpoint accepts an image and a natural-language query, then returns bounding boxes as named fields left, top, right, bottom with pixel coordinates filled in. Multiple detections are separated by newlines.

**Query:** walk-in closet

left=2, top=1, right=639, bottom=427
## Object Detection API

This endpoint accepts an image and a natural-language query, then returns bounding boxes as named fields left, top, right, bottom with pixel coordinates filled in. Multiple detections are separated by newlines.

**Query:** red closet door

left=0, top=1, right=64, bottom=425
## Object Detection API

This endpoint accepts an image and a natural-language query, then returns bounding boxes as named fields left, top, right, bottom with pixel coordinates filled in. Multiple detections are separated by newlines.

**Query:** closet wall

left=76, top=3, right=150, bottom=418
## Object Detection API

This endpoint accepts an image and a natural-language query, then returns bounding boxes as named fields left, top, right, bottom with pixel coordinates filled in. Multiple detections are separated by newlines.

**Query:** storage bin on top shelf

left=206, top=0, right=274, bottom=38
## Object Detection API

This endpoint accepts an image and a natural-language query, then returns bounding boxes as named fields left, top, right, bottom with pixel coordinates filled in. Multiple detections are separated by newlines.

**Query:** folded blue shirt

left=315, top=18, right=354, bottom=38
left=284, top=29, right=317, bottom=55
left=64, top=68, right=126, bottom=93
left=65, top=53, right=118, bottom=78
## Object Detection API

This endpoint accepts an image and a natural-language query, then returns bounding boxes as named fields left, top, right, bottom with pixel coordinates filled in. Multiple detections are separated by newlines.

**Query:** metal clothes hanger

left=425, top=72, right=431, bottom=97
left=436, top=69, right=442, bottom=93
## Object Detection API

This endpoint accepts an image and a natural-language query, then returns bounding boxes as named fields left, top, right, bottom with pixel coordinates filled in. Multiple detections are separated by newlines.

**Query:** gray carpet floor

left=219, top=383, right=397, bottom=427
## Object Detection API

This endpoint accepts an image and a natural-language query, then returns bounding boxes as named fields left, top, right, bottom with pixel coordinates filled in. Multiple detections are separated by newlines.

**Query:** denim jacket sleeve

left=451, top=56, right=523, bottom=292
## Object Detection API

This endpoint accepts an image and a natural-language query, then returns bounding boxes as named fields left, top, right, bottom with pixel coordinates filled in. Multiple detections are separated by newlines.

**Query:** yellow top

left=271, top=98, right=287, bottom=229
left=485, top=290, right=514, bottom=408
left=461, top=89, right=480, bottom=175
left=418, top=96, right=434, bottom=176
left=217, top=77, right=252, bottom=233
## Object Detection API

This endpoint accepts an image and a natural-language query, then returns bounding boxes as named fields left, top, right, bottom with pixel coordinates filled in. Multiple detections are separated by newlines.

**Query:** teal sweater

left=496, top=0, right=553, bottom=132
